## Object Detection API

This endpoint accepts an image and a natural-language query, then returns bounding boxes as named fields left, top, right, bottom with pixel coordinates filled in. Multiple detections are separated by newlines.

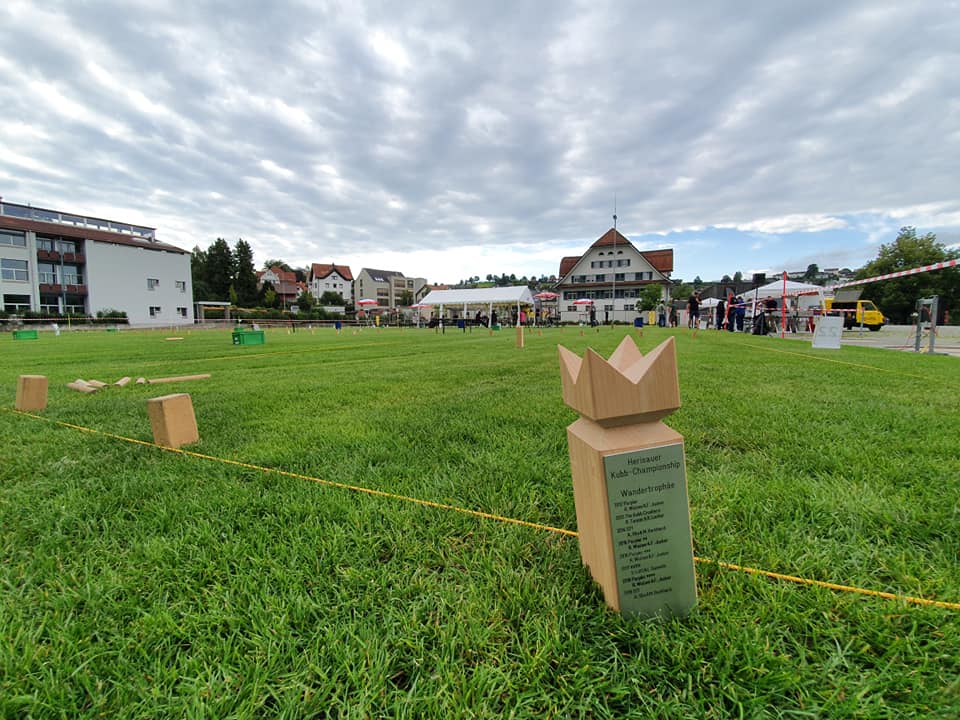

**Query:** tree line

left=191, top=238, right=260, bottom=306
left=192, top=227, right=957, bottom=324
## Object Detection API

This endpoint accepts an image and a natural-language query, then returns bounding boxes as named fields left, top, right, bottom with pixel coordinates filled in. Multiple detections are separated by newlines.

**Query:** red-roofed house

left=555, top=228, right=673, bottom=323
left=257, top=265, right=300, bottom=307
left=309, top=263, right=353, bottom=304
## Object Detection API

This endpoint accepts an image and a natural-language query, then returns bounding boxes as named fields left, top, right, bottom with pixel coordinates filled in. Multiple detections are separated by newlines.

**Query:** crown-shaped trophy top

left=558, top=336, right=681, bottom=426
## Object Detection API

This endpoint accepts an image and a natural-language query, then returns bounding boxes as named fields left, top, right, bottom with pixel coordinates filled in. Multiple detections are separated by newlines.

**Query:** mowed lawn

left=2, top=324, right=959, bottom=719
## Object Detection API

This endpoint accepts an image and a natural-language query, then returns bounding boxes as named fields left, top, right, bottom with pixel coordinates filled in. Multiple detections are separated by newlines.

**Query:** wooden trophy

left=558, top=336, right=697, bottom=619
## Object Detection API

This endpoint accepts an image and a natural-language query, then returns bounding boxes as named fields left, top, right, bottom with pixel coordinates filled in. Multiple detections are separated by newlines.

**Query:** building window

left=149, top=306, right=161, bottom=317
left=1, top=258, right=29, bottom=281
left=147, top=278, right=159, bottom=290
left=615, top=273, right=625, bottom=282
left=595, top=274, right=606, bottom=282
left=38, top=263, right=58, bottom=284
left=177, top=306, right=188, bottom=318
left=3, top=294, right=31, bottom=311
left=62, top=266, right=83, bottom=285
left=175, top=280, right=186, bottom=293
left=0, top=229, right=27, bottom=247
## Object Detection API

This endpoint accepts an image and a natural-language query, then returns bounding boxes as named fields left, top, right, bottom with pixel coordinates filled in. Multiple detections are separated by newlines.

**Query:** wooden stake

left=146, top=374, right=212, bottom=384
left=114, top=377, right=131, bottom=387
left=67, top=380, right=97, bottom=393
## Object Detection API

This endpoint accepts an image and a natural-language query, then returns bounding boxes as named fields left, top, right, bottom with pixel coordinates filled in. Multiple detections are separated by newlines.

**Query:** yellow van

left=823, top=298, right=885, bottom=331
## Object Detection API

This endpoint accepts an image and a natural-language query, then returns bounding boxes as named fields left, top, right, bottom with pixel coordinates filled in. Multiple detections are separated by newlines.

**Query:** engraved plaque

left=604, top=442, right=697, bottom=619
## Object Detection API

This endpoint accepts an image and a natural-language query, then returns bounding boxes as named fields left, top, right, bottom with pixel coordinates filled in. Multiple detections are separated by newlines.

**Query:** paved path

left=783, top=324, right=960, bottom=356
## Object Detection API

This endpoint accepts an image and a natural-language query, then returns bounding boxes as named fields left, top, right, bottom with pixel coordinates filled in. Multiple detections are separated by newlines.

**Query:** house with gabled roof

left=257, top=265, right=300, bottom=307
left=309, top=262, right=353, bottom=304
left=555, top=228, right=673, bottom=323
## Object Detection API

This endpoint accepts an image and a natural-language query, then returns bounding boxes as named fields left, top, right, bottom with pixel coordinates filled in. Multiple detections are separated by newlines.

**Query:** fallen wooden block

left=166, top=337, right=184, bottom=341
left=85, top=379, right=108, bottom=388
left=115, top=376, right=131, bottom=387
left=136, top=377, right=146, bottom=385
left=67, top=379, right=97, bottom=393
left=146, top=374, right=212, bottom=384
left=16, top=375, right=48, bottom=411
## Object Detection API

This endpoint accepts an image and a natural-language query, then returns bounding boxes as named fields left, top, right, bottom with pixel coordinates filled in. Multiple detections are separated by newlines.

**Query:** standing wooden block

left=147, top=393, right=199, bottom=448
left=558, top=336, right=697, bottom=620
left=516, top=325, right=524, bottom=348
left=16, top=375, right=48, bottom=411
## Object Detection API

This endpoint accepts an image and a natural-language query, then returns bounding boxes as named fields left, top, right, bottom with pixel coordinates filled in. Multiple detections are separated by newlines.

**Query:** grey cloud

left=1, top=0, right=958, bottom=269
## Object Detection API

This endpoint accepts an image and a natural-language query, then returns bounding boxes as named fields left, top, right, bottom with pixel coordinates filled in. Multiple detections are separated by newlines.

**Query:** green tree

left=399, top=289, right=414, bottom=306
left=233, top=239, right=258, bottom=307
left=206, top=238, right=234, bottom=300
left=733, top=271, right=743, bottom=283
left=639, top=284, right=663, bottom=311
left=228, top=285, right=238, bottom=306
left=721, top=274, right=732, bottom=284
left=262, top=259, right=291, bottom=271
left=317, top=290, right=347, bottom=305
left=295, top=290, right=314, bottom=312
left=856, top=227, right=960, bottom=324
left=190, top=246, right=210, bottom=301
left=259, top=281, right=279, bottom=309
left=804, top=264, right=820, bottom=281
left=319, top=291, right=346, bottom=305
left=693, top=276, right=702, bottom=288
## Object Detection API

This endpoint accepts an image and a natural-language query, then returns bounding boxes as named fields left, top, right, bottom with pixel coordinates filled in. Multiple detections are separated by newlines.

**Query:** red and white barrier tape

left=833, top=258, right=959, bottom=289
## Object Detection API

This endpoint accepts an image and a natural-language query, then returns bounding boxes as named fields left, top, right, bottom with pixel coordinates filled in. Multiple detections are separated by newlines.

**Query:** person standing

left=657, top=300, right=667, bottom=327
left=687, top=292, right=701, bottom=329
left=716, top=298, right=725, bottom=330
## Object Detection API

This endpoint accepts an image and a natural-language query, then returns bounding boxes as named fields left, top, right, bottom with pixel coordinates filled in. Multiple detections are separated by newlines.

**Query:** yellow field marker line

left=8, top=409, right=959, bottom=611
left=694, top=558, right=960, bottom=610
left=751, top=344, right=933, bottom=381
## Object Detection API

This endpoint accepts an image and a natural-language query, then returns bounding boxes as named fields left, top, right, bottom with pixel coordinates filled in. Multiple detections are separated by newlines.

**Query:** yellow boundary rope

left=751, top=344, right=934, bottom=381
left=8, top=409, right=959, bottom=611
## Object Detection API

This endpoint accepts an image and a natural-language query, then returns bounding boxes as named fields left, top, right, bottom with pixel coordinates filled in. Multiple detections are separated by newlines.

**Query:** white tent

left=418, top=286, right=536, bottom=326
left=752, top=279, right=823, bottom=297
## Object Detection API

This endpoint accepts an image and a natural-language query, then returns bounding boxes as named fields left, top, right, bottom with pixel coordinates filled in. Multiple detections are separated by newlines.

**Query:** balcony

left=66, top=285, right=88, bottom=296
left=37, top=250, right=60, bottom=261
left=39, top=283, right=62, bottom=294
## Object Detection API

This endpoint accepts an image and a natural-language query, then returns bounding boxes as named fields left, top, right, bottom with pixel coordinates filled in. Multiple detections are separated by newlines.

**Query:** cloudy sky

left=1, top=1, right=958, bottom=284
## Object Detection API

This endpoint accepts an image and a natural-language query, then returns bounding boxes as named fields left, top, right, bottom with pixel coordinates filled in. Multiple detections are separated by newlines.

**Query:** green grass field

left=2, top=325, right=959, bottom=718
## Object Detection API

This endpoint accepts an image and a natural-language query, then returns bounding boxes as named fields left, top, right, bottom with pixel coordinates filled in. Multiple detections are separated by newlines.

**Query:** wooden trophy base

left=567, top=418, right=697, bottom=619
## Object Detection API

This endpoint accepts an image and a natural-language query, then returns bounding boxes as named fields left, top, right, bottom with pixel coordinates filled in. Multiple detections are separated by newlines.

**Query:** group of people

left=652, top=292, right=798, bottom=334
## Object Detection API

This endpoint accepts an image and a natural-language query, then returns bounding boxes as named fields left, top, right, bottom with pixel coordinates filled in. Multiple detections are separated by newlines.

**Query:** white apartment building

left=354, top=268, right=429, bottom=309
left=0, top=200, right=193, bottom=326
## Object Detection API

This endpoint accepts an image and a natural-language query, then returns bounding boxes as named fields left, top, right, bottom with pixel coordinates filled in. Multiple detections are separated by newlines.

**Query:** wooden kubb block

left=16, top=375, right=48, bottom=411
left=147, top=393, right=199, bottom=448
